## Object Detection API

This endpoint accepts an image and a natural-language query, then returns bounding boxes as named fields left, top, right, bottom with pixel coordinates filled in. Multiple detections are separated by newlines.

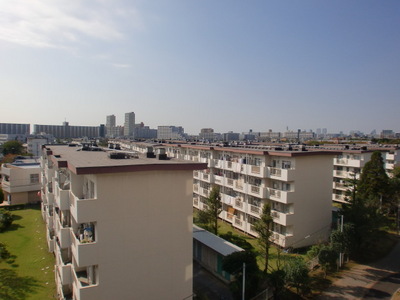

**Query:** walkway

left=317, top=237, right=400, bottom=300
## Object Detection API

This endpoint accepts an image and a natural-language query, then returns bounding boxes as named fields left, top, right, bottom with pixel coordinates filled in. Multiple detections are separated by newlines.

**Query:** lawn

left=0, top=205, right=56, bottom=300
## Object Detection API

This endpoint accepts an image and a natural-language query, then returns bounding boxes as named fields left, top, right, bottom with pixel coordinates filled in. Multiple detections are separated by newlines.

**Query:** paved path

left=317, top=237, right=400, bottom=300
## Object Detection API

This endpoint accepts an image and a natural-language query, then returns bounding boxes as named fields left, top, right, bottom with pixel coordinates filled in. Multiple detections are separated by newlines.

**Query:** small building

left=193, top=225, right=244, bottom=283
left=1, top=158, right=41, bottom=205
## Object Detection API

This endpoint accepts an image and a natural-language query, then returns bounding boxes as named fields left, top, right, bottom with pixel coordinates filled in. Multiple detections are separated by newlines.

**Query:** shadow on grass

left=0, top=268, right=42, bottom=300
left=2, top=223, right=24, bottom=232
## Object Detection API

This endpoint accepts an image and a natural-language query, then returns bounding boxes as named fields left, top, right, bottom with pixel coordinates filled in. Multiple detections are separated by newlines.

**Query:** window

left=30, top=174, right=40, bottom=184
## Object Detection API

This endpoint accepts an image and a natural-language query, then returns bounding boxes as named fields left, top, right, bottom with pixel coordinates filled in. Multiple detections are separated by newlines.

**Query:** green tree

left=222, top=251, right=260, bottom=300
left=2, top=141, right=24, bottom=156
left=284, top=257, right=310, bottom=296
left=358, top=151, right=389, bottom=208
left=253, top=203, right=273, bottom=272
left=204, top=185, right=222, bottom=235
left=318, top=245, right=338, bottom=277
left=0, top=209, right=13, bottom=232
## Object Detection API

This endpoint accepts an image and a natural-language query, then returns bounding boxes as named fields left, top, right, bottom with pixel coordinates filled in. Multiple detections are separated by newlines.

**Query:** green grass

left=0, top=205, right=56, bottom=300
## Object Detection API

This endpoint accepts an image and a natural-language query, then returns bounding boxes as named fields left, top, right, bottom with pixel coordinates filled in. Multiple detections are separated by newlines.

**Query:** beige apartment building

left=1, top=158, right=41, bottom=205
left=41, top=145, right=206, bottom=300
left=331, top=146, right=400, bottom=203
left=127, top=142, right=337, bottom=249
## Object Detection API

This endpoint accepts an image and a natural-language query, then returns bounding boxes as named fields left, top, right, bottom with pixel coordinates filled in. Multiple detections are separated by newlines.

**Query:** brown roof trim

left=213, top=147, right=268, bottom=155
left=69, top=162, right=208, bottom=175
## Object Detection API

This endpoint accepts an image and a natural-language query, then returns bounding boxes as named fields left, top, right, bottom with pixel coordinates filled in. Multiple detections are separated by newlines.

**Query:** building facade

left=123, top=112, right=135, bottom=137
left=157, top=126, right=185, bottom=140
left=160, top=144, right=337, bottom=249
left=105, top=115, right=116, bottom=138
left=41, top=145, right=206, bottom=300
left=1, top=158, right=41, bottom=205
left=0, top=123, right=30, bottom=135
left=34, top=122, right=100, bottom=139
left=331, top=146, right=400, bottom=203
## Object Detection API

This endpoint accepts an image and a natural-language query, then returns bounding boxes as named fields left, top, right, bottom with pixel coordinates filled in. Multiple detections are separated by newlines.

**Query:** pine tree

left=253, top=203, right=273, bottom=272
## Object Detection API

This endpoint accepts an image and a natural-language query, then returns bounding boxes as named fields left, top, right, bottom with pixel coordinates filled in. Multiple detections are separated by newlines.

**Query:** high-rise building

left=123, top=112, right=135, bottom=137
left=106, top=115, right=116, bottom=138
left=41, top=144, right=206, bottom=300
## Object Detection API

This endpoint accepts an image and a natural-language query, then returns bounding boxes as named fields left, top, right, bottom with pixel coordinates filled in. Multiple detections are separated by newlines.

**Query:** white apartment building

left=41, top=145, right=206, bottom=300
left=1, top=158, right=41, bottom=205
left=157, top=126, right=185, bottom=140
left=27, top=137, right=48, bottom=156
left=160, top=144, right=337, bottom=249
left=123, top=112, right=135, bottom=137
left=332, top=146, right=400, bottom=203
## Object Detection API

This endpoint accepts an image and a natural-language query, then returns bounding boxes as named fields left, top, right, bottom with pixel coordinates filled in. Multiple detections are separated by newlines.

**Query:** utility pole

left=339, top=215, right=344, bottom=268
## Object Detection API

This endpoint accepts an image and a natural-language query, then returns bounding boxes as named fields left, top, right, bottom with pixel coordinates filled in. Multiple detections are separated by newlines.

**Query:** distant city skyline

left=1, top=1, right=399, bottom=135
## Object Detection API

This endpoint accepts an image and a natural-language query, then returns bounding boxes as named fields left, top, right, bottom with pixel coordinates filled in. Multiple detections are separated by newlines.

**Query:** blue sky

left=0, top=1, right=399, bottom=135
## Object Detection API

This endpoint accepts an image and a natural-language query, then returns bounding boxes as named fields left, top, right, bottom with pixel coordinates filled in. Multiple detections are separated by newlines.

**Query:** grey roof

left=193, top=225, right=244, bottom=256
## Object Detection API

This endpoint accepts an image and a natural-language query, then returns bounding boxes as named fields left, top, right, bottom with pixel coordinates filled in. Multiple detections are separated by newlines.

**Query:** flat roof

left=193, top=225, right=244, bottom=256
left=44, top=145, right=207, bottom=175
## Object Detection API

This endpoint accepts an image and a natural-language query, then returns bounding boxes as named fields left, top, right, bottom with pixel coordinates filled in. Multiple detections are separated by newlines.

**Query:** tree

left=2, top=141, right=24, bottom=156
left=222, top=251, right=260, bottom=300
left=253, top=203, right=273, bottom=272
left=204, top=185, right=222, bottom=235
left=358, top=151, right=389, bottom=208
left=0, top=209, right=13, bottom=232
left=318, top=245, right=338, bottom=277
left=284, top=257, right=310, bottom=295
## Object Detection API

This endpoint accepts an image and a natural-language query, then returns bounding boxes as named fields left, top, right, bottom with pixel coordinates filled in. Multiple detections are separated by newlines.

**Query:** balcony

left=226, top=178, right=234, bottom=187
left=333, top=193, right=349, bottom=203
left=69, top=192, right=97, bottom=224
left=55, top=242, right=73, bottom=286
left=71, top=231, right=98, bottom=267
left=71, top=267, right=99, bottom=300
left=55, top=182, right=70, bottom=210
left=248, top=204, right=261, bottom=217
left=200, top=188, right=209, bottom=198
left=45, top=207, right=54, bottom=229
left=233, top=180, right=246, bottom=193
left=201, top=173, right=212, bottom=183
left=46, top=228, right=55, bottom=253
left=248, top=165, right=266, bottom=178
left=234, top=198, right=244, bottom=210
left=55, top=215, right=71, bottom=249
left=332, top=182, right=347, bottom=191
left=193, top=197, right=199, bottom=208
left=271, top=210, right=294, bottom=226
left=269, top=188, right=295, bottom=204
left=221, top=193, right=236, bottom=206
left=233, top=217, right=245, bottom=231
left=334, top=158, right=362, bottom=168
left=271, top=232, right=293, bottom=248
left=267, top=167, right=295, bottom=181
left=193, top=183, right=199, bottom=193
left=193, top=171, right=200, bottom=179
left=248, top=184, right=267, bottom=198
left=213, top=175, right=224, bottom=185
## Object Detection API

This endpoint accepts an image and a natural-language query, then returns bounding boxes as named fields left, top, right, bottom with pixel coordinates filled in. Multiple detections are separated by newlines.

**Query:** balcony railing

left=234, top=198, right=243, bottom=209
left=71, top=231, right=98, bottom=267
left=69, top=192, right=97, bottom=224
left=249, top=204, right=261, bottom=215
left=71, top=267, right=99, bottom=300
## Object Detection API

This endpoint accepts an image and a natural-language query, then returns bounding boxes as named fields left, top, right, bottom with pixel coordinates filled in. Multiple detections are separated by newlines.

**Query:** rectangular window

left=30, top=174, right=40, bottom=184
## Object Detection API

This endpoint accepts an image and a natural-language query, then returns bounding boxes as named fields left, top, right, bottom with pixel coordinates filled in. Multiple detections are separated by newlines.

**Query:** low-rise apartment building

left=331, top=146, right=400, bottom=203
left=41, top=144, right=206, bottom=300
left=123, top=142, right=336, bottom=249
left=1, top=158, right=41, bottom=205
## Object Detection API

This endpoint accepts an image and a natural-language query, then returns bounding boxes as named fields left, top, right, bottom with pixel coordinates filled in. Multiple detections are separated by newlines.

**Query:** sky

left=0, top=1, right=399, bottom=135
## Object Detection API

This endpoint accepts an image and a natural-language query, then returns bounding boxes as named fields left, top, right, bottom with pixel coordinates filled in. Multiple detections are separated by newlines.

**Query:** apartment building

left=332, top=146, right=400, bottom=203
left=41, top=145, right=206, bottom=300
left=34, top=122, right=100, bottom=139
left=160, top=144, right=337, bottom=249
left=1, top=158, right=41, bottom=205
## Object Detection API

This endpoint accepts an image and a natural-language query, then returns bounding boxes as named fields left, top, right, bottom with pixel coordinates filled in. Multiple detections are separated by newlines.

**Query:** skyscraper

left=106, top=115, right=116, bottom=138
left=124, top=112, right=135, bottom=137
